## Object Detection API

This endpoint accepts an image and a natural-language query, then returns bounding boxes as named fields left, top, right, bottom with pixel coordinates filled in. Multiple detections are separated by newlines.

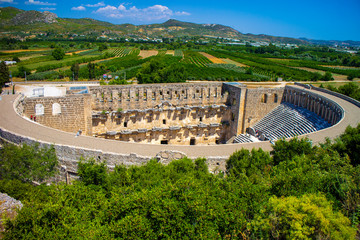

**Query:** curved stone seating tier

left=233, top=134, right=254, bottom=143
left=249, top=102, right=331, bottom=141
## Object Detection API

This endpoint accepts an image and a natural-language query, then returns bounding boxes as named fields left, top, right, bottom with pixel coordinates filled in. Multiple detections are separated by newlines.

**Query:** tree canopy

left=0, top=61, right=9, bottom=91
left=0, top=143, right=58, bottom=183
left=52, top=48, right=65, bottom=60
left=0, top=125, right=359, bottom=239
left=136, top=57, right=186, bottom=84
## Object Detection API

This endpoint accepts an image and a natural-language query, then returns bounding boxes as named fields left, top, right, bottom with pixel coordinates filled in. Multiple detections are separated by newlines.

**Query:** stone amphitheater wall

left=243, top=87, right=285, bottom=130
left=1, top=83, right=351, bottom=182
left=283, top=86, right=343, bottom=125
left=92, top=105, right=232, bottom=145
left=17, top=83, right=344, bottom=147
left=294, top=82, right=360, bottom=108
left=88, top=82, right=228, bottom=111
left=22, top=94, right=93, bottom=135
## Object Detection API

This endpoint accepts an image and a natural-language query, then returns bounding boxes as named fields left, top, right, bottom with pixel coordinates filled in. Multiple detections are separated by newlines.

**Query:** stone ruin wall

left=19, top=83, right=288, bottom=145
left=88, top=82, right=227, bottom=111
left=92, top=105, right=232, bottom=145
left=283, top=86, right=343, bottom=125
left=22, top=94, right=93, bottom=135
left=19, top=83, right=343, bottom=147
left=222, top=83, right=247, bottom=139
left=5, top=83, right=347, bottom=183
left=243, top=88, right=285, bottom=130
left=88, top=82, right=235, bottom=145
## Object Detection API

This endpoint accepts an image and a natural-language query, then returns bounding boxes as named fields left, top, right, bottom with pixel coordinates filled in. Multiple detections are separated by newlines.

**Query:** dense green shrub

left=251, top=194, right=356, bottom=239
left=0, top=143, right=58, bottom=183
left=1, top=126, right=360, bottom=238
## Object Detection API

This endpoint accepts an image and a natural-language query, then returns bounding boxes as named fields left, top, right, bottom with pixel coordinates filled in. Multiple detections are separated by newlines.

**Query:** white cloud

left=40, top=7, right=55, bottom=10
left=25, top=0, right=56, bottom=6
left=85, top=2, right=104, bottom=7
left=175, top=11, right=190, bottom=16
left=71, top=6, right=85, bottom=11
left=94, top=4, right=190, bottom=21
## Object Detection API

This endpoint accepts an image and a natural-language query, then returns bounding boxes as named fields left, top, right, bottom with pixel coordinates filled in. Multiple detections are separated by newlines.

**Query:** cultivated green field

left=1, top=40, right=359, bottom=83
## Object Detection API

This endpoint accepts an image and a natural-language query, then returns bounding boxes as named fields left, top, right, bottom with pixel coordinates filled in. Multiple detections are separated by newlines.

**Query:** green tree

left=331, top=124, right=360, bottom=166
left=52, top=48, right=65, bottom=60
left=16, top=65, right=31, bottom=78
left=0, top=61, right=10, bottom=91
left=347, top=72, right=356, bottom=80
left=98, top=43, right=108, bottom=52
left=87, top=62, right=96, bottom=80
left=77, top=159, right=108, bottom=187
left=322, top=71, right=334, bottom=81
left=70, top=63, right=80, bottom=80
left=250, top=194, right=356, bottom=239
left=136, top=57, right=186, bottom=84
left=0, top=143, right=58, bottom=183
left=311, top=72, right=322, bottom=81
left=271, top=137, right=313, bottom=165
left=338, top=82, right=360, bottom=100
left=12, top=56, right=20, bottom=63
left=226, top=148, right=272, bottom=180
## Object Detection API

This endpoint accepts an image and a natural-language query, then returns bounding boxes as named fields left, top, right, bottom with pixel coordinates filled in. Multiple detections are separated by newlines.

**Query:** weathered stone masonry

left=89, top=82, right=227, bottom=111
left=0, top=83, right=348, bottom=182
left=23, top=94, right=92, bottom=135
left=20, top=83, right=344, bottom=146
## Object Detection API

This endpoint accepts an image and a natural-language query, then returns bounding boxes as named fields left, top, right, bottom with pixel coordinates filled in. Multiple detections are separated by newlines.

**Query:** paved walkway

left=0, top=86, right=359, bottom=159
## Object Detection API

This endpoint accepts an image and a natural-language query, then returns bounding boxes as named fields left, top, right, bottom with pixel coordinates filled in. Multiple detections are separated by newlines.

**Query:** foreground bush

left=1, top=126, right=360, bottom=239
left=251, top=194, right=356, bottom=239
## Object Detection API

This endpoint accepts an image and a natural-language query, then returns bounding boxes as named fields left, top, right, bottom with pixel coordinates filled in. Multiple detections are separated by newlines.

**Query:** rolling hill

left=0, top=7, right=307, bottom=44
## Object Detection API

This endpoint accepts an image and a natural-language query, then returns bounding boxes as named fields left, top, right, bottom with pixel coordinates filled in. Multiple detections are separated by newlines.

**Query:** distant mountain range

left=0, top=7, right=359, bottom=47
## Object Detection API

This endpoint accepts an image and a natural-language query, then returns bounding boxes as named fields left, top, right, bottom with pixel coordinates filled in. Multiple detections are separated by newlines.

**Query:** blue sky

left=1, top=0, right=360, bottom=41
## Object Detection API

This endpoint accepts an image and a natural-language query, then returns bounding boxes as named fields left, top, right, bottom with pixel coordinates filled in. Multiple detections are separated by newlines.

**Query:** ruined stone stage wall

left=22, top=94, right=93, bottom=135
left=89, top=82, right=235, bottom=145
left=243, top=87, right=285, bottom=132
left=92, top=105, right=232, bottom=145
left=88, top=82, right=228, bottom=111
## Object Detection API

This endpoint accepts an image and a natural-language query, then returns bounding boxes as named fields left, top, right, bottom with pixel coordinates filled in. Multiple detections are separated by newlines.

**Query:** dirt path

left=65, top=49, right=91, bottom=56
left=321, top=65, right=360, bottom=69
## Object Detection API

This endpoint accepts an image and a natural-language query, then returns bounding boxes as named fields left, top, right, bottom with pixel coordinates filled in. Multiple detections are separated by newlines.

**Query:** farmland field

left=139, top=50, right=158, bottom=58
left=1, top=41, right=359, bottom=82
left=222, top=58, right=248, bottom=67
left=165, top=50, right=174, bottom=56
left=183, top=51, right=212, bottom=67
left=311, top=81, right=360, bottom=88
left=174, top=50, right=183, bottom=58
left=9, top=53, right=104, bottom=72
left=199, top=52, right=226, bottom=64
left=0, top=48, right=51, bottom=53
left=108, top=48, right=138, bottom=57
left=320, top=65, right=360, bottom=70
